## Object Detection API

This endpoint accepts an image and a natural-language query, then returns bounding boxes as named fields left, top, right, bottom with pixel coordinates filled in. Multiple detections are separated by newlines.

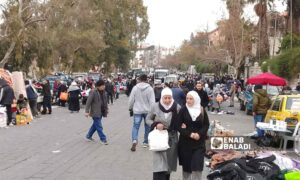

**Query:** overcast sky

left=143, top=0, right=286, bottom=47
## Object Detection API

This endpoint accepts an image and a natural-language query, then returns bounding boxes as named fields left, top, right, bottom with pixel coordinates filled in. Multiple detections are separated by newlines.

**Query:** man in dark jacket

left=41, top=80, right=52, bottom=114
left=0, top=79, right=15, bottom=125
left=25, top=80, right=39, bottom=117
left=171, top=82, right=186, bottom=106
left=253, top=84, right=272, bottom=137
left=105, top=80, right=114, bottom=105
left=85, top=80, right=108, bottom=145
left=195, top=82, right=209, bottom=108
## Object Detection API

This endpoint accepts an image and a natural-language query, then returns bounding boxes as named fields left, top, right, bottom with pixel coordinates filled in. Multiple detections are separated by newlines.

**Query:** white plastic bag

left=0, top=106, right=7, bottom=128
left=148, top=128, right=170, bottom=151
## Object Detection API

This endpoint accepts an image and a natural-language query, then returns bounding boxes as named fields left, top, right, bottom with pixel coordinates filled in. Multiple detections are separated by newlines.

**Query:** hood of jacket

left=255, top=89, right=268, bottom=97
left=136, top=82, right=150, bottom=91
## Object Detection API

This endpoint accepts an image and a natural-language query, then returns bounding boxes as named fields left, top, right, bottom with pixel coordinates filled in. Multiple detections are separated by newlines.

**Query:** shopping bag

left=148, top=128, right=170, bottom=151
left=60, top=92, right=68, bottom=101
left=216, top=94, right=223, bottom=103
left=0, top=106, right=7, bottom=128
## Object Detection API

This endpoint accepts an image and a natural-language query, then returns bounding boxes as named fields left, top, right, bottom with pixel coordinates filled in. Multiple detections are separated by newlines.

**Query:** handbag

left=148, top=128, right=170, bottom=151
left=60, top=92, right=68, bottom=101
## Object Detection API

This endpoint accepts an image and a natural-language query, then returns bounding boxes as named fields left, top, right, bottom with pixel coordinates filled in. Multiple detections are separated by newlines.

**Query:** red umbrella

left=246, top=72, right=287, bottom=86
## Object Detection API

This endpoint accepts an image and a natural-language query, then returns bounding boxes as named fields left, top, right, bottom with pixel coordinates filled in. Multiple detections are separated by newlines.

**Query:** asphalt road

left=0, top=95, right=254, bottom=180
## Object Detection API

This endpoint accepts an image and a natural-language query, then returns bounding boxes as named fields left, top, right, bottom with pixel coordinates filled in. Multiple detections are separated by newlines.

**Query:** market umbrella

left=246, top=72, right=287, bottom=86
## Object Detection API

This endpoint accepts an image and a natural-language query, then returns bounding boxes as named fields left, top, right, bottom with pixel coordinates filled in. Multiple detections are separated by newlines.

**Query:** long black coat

left=195, top=89, right=209, bottom=108
left=177, top=106, right=209, bottom=172
left=68, top=89, right=81, bottom=111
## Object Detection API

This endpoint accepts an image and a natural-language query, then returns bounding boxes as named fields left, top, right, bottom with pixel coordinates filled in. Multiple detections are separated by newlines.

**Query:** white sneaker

left=210, top=111, right=217, bottom=115
left=218, top=111, right=224, bottom=115
left=142, top=143, right=149, bottom=148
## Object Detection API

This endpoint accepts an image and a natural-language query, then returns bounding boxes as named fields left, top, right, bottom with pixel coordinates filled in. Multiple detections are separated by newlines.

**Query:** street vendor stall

left=247, top=72, right=287, bottom=86
left=11, top=72, right=33, bottom=125
left=206, top=120, right=300, bottom=179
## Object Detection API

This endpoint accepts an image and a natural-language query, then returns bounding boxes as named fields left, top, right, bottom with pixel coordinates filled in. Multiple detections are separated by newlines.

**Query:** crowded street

left=1, top=0, right=300, bottom=179
left=0, top=94, right=254, bottom=180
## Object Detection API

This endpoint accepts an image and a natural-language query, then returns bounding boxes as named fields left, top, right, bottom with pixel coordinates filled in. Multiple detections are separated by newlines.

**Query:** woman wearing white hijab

left=177, top=91, right=210, bottom=180
left=146, top=87, right=181, bottom=180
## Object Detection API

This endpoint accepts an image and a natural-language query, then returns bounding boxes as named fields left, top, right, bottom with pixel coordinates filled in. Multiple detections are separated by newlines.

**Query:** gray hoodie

left=128, top=82, right=155, bottom=114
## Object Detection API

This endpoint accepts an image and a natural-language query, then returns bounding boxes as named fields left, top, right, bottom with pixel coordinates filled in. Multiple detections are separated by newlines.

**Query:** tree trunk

left=0, top=41, right=16, bottom=68
left=287, top=0, right=300, bottom=36
left=257, top=13, right=270, bottom=60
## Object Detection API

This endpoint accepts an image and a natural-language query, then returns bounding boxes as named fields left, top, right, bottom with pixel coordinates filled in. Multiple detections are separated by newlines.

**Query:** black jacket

left=57, top=84, right=68, bottom=97
left=42, top=83, right=51, bottom=97
left=178, top=106, right=209, bottom=149
left=0, top=83, right=14, bottom=105
left=195, top=88, right=209, bottom=108
left=105, top=82, right=114, bottom=94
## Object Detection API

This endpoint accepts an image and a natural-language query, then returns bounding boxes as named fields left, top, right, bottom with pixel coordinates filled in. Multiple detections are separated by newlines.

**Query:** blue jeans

left=254, top=114, right=265, bottom=137
left=132, top=114, right=150, bottom=144
left=86, top=117, right=107, bottom=141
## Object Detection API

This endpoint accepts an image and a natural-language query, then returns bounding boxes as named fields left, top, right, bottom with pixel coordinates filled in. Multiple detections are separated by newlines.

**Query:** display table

left=257, top=122, right=292, bottom=150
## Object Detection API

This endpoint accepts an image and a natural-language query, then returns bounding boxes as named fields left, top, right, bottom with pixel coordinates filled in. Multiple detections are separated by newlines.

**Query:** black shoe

left=48, top=111, right=52, bottom=114
left=41, top=111, right=46, bottom=115
left=131, top=142, right=137, bottom=152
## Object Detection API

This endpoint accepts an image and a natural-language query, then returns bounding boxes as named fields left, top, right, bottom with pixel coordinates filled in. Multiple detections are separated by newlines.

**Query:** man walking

left=85, top=80, right=108, bottom=145
left=171, top=82, right=186, bottom=106
left=229, top=82, right=236, bottom=107
left=129, top=74, right=155, bottom=151
left=41, top=80, right=52, bottom=115
left=195, top=81, right=209, bottom=108
left=105, top=80, right=114, bottom=105
left=253, top=84, right=272, bottom=137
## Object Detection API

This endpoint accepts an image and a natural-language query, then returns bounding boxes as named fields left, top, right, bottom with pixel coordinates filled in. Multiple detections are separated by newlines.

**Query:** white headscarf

left=160, top=88, right=174, bottom=118
left=160, top=88, right=174, bottom=110
left=186, top=91, right=201, bottom=121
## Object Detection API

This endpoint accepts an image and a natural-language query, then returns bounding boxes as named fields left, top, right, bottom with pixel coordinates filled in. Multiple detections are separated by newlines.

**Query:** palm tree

left=287, top=0, right=300, bottom=36
left=247, top=0, right=274, bottom=60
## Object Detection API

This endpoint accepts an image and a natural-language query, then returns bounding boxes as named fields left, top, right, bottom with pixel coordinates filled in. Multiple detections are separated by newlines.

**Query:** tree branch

left=25, top=18, right=46, bottom=27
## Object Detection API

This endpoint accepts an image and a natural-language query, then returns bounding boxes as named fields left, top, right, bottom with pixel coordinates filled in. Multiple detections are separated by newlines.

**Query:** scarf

left=159, top=101, right=178, bottom=131
left=186, top=91, right=201, bottom=121
left=159, top=88, right=178, bottom=131
left=68, top=85, right=80, bottom=92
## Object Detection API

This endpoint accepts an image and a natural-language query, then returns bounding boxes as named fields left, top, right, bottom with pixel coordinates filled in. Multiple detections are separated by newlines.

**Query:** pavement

left=0, top=95, right=255, bottom=180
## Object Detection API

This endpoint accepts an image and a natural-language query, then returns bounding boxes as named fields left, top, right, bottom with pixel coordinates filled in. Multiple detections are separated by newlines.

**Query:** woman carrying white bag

left=146, top=87, right=181, bottom=180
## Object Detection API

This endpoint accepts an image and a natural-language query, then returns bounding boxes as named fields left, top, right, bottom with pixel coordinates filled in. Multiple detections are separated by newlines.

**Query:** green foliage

left=264, top=47, right=300, bottom=80
left=0, top=0, right=149, bottom=74
left=196, top=63, right=213, bottom=73
left=279, top=33, right=300, bottom=52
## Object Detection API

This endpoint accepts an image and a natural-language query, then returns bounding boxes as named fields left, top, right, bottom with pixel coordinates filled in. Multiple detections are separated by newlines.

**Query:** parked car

left=265, top=94, right=300, bottom=130
left=239, top=86, right=253, bottom=115
left=239, top=85, right=280, bottom=115
left=120, top=82, right=127, bottom=92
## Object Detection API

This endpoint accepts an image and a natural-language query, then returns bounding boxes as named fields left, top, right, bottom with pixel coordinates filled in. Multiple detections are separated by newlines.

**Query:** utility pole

left=290, top=0, right=293, bottom=49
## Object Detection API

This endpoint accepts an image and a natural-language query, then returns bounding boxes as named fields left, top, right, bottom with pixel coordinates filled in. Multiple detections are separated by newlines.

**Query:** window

left=272, top=98, right=282, bottom=111
left=286, top=97, right=300, bottom=111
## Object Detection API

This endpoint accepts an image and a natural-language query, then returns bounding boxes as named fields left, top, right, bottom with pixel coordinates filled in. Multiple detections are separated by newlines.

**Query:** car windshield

left=155, top=72, right=168, bottom=79
left=265, top=85, right=279, bottom=96
left=285, top=97, right=300, bottom=111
